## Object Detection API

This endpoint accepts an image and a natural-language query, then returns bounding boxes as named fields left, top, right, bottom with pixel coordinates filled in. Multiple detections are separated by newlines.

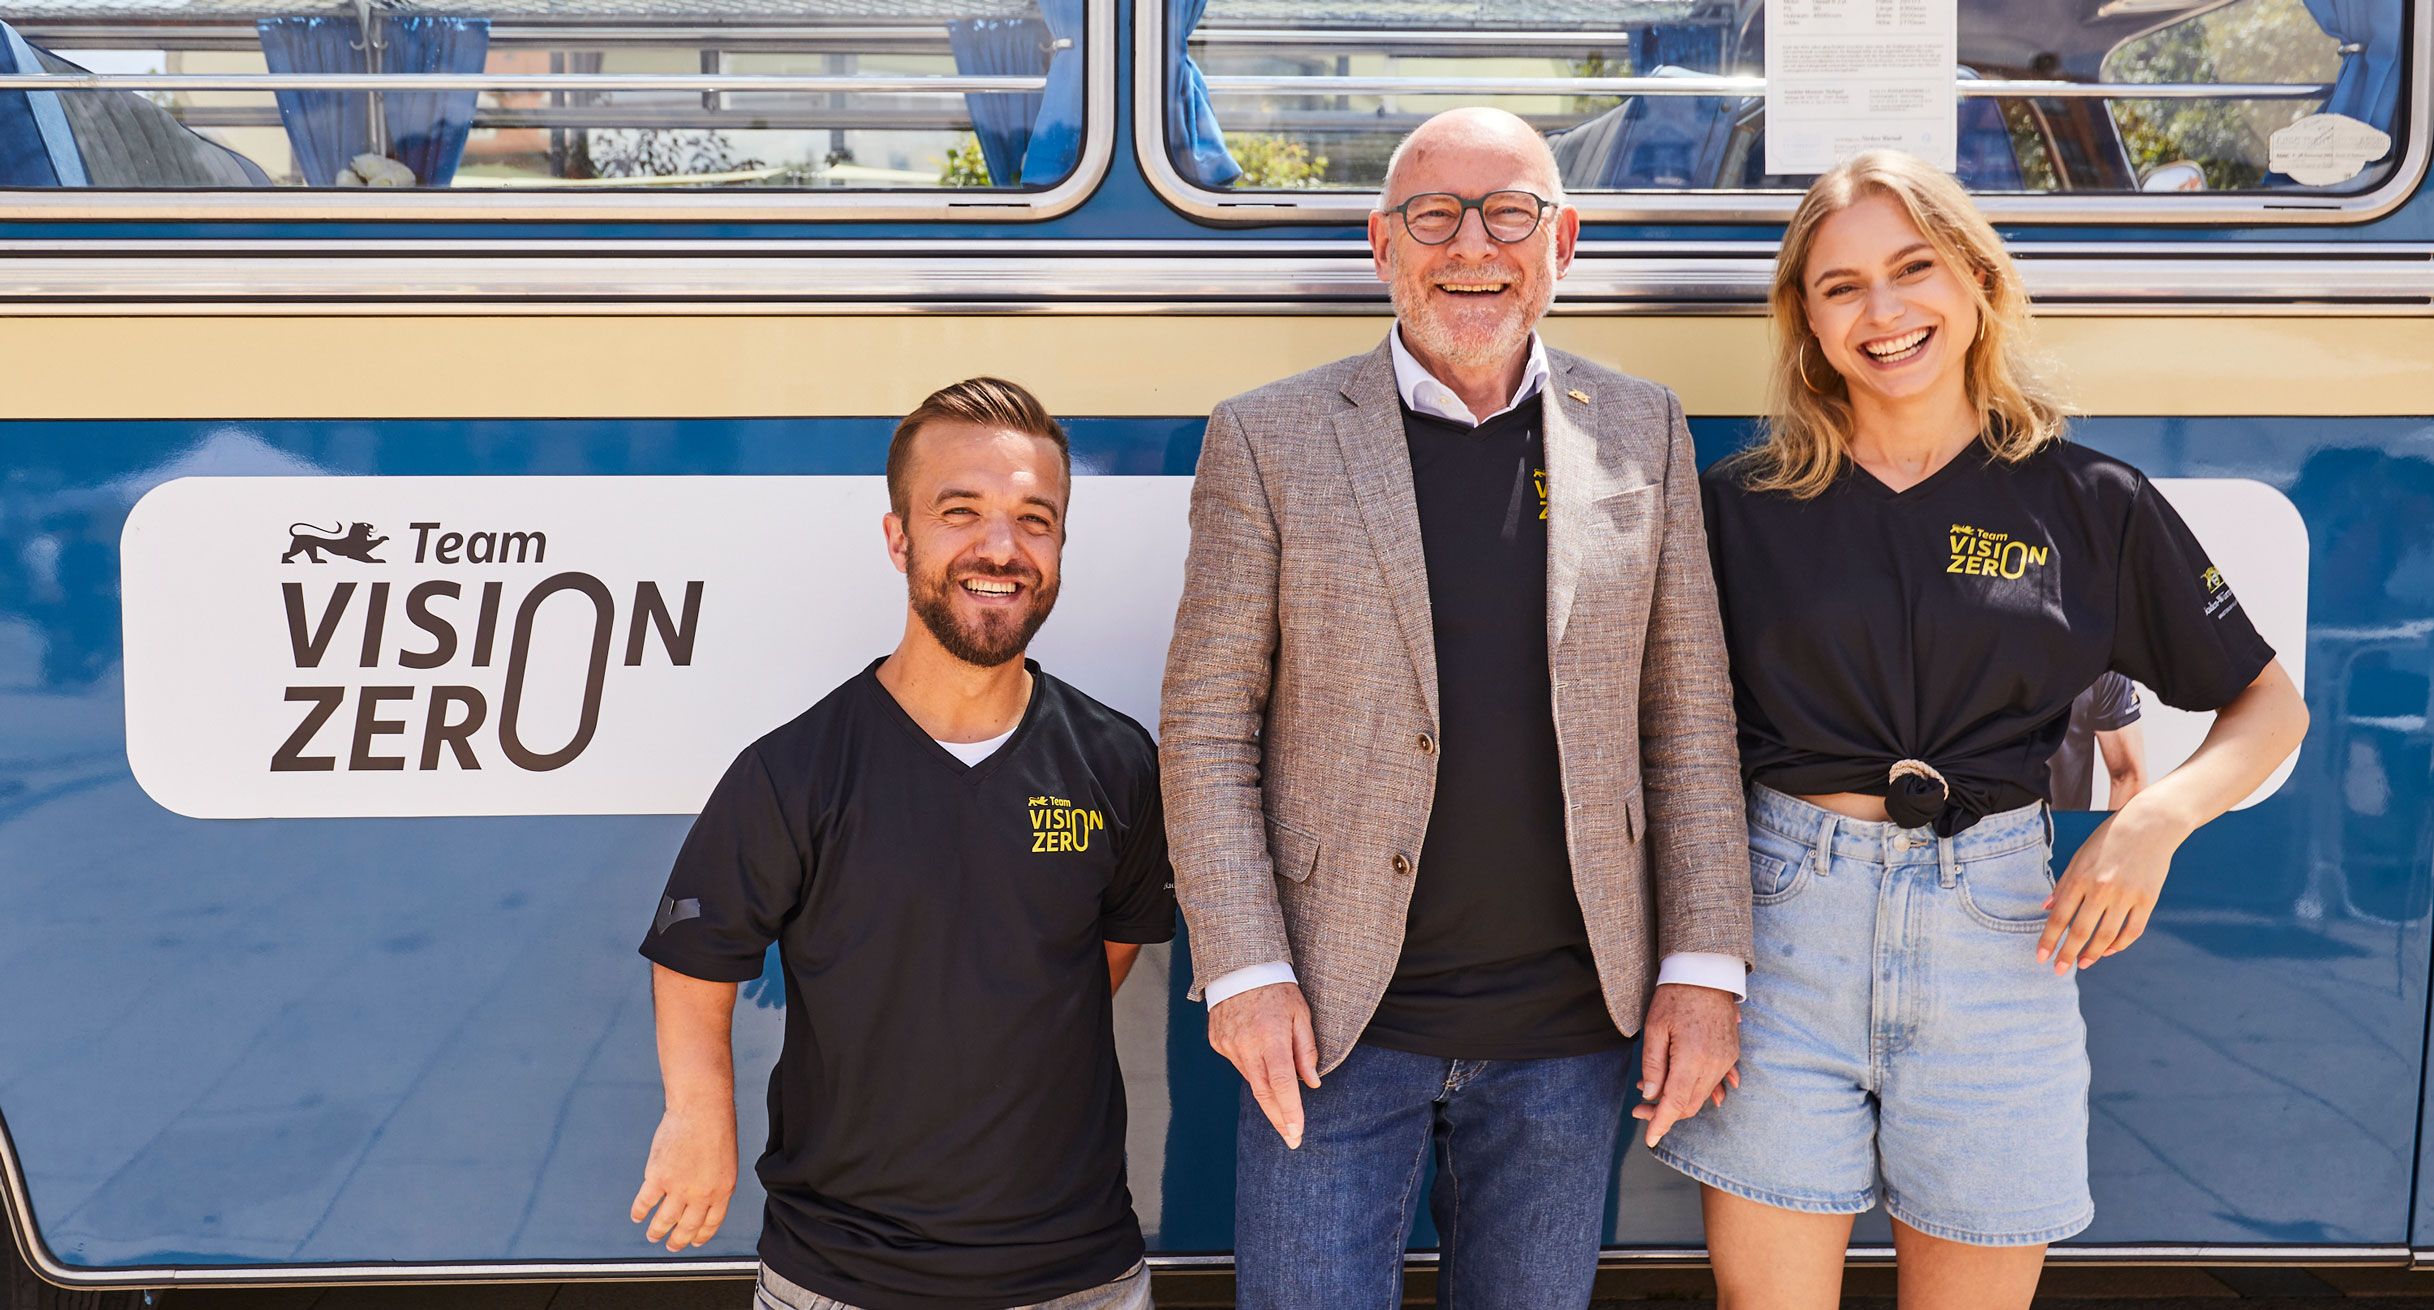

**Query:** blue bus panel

left=0, top=412, right=2426, bottom=1268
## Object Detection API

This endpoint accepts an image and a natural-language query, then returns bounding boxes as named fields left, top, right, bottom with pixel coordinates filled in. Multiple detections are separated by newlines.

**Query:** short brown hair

left=886, top=377, right=1070, bottom=517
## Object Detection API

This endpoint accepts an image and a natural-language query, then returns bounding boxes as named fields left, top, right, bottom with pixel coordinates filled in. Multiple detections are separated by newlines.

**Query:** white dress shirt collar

left=1388, top=326, right=1552, bottom=428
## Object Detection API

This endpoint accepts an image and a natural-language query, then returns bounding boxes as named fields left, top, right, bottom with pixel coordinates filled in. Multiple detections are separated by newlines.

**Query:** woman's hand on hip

left=2038, top=663, right=2309, bottom=975
left=2037, top=800, right=2192, bottom=974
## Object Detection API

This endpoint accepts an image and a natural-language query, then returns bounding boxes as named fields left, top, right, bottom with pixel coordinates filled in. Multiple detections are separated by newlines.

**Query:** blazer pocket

left=1265, top=814, right=1321, bottom=883
left=1598, top=481, right=1659, bottom=536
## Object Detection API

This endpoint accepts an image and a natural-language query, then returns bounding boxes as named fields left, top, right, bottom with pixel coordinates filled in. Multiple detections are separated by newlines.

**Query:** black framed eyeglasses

left=1381, top=190, right=1552, bottom=245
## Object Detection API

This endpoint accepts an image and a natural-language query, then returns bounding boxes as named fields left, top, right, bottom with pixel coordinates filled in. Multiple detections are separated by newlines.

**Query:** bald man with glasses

left=1160, top=107, right=1753, bottom=1307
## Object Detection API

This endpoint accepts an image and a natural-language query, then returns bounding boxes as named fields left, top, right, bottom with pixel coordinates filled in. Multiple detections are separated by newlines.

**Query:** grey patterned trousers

left=755, top=1261, right=1153, bottom=1310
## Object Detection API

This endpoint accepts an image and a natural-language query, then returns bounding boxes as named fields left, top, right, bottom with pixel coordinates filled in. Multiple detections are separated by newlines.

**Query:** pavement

left=156, top=1264, right=2434, bottom=1307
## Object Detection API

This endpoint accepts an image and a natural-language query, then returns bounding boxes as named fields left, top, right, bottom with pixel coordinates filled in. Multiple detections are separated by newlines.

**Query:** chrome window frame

left=0, top=0, right=1114, bottom=221
left=0, top=237, right=2420, bottom=312
left=1136, top=0, right=2433, bottom=227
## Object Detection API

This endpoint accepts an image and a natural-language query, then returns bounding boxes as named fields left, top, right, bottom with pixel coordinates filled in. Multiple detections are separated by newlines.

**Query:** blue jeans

left=1234, top=1041, right=1631, bottom=1310
left=1653, top=786, right=2093, bottom=1245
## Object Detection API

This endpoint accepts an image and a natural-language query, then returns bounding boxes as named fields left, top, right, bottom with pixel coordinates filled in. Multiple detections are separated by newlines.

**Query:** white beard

left=1387, top=245, right=1555, bottom=370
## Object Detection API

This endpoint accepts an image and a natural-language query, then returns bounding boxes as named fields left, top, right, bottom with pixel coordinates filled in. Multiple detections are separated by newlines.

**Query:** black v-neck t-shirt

left=1701, top=439, right=2274, bottom=833
left=1362, top=396, right=1624, bottom=1060
left=640, top=660, right=1174, bottom=1310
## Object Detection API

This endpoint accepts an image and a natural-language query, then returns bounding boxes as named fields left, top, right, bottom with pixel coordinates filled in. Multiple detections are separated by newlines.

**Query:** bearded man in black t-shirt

left=630, top=378, right=1175, bottom=1310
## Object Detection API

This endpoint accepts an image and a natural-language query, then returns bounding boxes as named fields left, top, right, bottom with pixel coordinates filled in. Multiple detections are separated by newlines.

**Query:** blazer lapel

left=1544, top=357, right=1599, bottom=654
left=1333, top=339, right=1439, bottom=724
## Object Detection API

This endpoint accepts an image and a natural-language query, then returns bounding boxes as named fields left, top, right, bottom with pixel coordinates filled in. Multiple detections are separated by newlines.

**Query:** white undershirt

left=934, top=726, right=1016, bottom=766
left=1389, top=324, right=1551, bottom=427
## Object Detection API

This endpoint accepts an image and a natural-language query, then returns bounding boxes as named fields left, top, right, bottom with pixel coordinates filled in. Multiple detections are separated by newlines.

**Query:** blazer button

left=1391, top=853, right=1413, bottom=876
left=1417, top=732, right=1436, bottom=755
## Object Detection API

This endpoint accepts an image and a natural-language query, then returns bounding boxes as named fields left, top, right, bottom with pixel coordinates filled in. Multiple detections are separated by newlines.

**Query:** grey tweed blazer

left=1160, top=335, right=1754, bottom=1073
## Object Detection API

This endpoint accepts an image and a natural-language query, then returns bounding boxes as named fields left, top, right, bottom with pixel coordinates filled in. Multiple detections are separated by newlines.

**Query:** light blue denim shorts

left=1653, top=784, right=2094, bottom=1247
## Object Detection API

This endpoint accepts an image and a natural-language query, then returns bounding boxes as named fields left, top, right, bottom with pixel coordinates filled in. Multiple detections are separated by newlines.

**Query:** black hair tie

left=1885, top=759, right=1948, bottom=830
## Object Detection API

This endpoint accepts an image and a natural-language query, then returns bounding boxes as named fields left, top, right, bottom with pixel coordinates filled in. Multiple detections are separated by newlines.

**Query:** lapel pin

left=1566, top=388, right=1591, bottom=403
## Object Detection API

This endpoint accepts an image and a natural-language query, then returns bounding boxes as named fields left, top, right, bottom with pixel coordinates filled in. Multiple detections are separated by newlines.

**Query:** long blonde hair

left=1739, top=150, right=2067, bottom=499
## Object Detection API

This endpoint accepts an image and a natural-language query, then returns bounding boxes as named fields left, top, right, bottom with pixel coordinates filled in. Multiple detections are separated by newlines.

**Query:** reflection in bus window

left=0, top=24, right=270, bottom=184
left=0, top=0, right=1088, bottom=189
left=2104, top=0, right=2349, bottom=190
left=1173, top=0, right=2405, bottom=196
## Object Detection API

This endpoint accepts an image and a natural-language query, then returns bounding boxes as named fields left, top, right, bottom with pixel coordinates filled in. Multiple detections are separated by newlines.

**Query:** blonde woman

left=1647, top=151, right=2308, bottom=1309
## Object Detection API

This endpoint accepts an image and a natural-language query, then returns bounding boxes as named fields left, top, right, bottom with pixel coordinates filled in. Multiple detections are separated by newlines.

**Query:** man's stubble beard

left=906, top=539, right=1060, bottom=669
left=1388, top=239, right=1557, bottom=370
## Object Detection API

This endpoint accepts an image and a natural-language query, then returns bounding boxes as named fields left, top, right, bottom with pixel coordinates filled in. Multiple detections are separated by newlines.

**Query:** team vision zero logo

left=271, top=517, right=706, bottom=776
left=282, top=521, right=390, bottom=564
left=1028, top=795, right=1105, bottom=852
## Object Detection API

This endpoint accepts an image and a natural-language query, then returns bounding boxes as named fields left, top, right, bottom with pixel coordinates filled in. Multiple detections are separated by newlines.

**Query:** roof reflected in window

left=0, top=0, right=1092, bottom=190
left=1166, top=0, right=2396, bottom=197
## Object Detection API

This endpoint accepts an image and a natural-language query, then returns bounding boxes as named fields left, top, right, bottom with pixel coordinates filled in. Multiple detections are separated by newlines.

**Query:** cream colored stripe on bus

left=3, top=316, right=2427, bottom=419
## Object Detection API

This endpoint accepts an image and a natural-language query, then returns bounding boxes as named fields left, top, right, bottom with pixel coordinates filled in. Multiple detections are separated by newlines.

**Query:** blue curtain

left=259, top=16, right=368, bottom=187
left=0, top=86, right=53, bottom=187
left=1953, top=98, right=2023, bottom=189
left=1165, top=0, right=1238, bottom=186
left=1017, top=0, right=1083, bottom=186
left=259, top=13, right=487, bottom=186
left=1633, top=24, right=1725, bottom=74
left=383, top=15, right=487, bottom=187
left=1953, top=69, right=2023, bottom=189
left=948, top=17, right=1047, bottom=186
left=0, top=21, right=84, bottom=185
left=2300, top=0, right=2404, bottom=132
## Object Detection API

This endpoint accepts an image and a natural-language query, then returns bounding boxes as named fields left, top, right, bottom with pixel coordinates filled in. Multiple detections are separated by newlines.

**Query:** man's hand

left=1209, top=981, right=1320, bottom=1149
left=635, top=965, right=740, bottom=1252
left=631, top=1102, right=737, bottom=1252
left=1633, top=982, right=1740, bottom=1148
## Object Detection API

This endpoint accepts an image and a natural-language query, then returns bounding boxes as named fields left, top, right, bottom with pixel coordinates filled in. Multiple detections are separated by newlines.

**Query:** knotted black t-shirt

left=1700, top=438, right=2274, bottom=834
left=640, top=661, right=1174, bottom=1310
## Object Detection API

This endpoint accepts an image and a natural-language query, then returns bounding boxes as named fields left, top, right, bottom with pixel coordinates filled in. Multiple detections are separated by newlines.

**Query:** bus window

left=1146, top=0, right=2413, bottom=220
left=2105, top=0, right=2361, bottom=191
left=0, top=0, right=1108, bottom=213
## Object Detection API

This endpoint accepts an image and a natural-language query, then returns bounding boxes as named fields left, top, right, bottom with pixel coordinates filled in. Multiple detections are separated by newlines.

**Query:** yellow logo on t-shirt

left=1533, top=467, right=1548, bottom=520
left=1947, top=523, right=2051, bottom=580
left=1029, top=795, right=1105, bottom=853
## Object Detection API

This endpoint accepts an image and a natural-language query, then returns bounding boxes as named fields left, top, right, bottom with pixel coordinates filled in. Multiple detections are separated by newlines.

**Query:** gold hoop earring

left=1797, top=339, right=1834, bottom=394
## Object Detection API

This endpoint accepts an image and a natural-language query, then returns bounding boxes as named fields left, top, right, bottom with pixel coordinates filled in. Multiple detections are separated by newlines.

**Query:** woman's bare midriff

left=1796, top=792, right=1893, bottom=823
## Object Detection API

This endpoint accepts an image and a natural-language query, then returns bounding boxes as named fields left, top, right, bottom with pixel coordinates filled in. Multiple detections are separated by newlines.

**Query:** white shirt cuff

left=1208, top=955, right=1741, bottom=1008
left=1657, top=951, right=1748, bottom=1000
left=1204, top=960, right=1298, bottom=1009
